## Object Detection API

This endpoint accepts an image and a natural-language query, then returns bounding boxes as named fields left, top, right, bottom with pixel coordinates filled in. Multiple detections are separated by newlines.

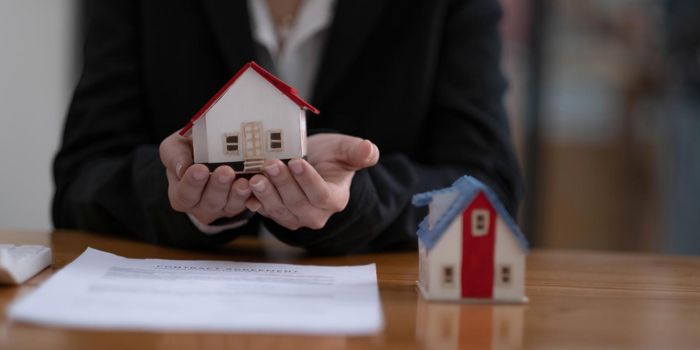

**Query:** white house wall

left=426, top=215, right=463, bottom=300
left=299, top=110, right=307, bottom=156
left=192, top=117, right=209, bottom=163
left=202, top=69, right=303, bottom=163
left=418, top=239, right=429, bottom=293
left=493, top=217, right=526, bottom=301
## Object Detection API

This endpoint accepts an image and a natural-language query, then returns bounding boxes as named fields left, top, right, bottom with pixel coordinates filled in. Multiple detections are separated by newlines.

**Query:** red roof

left=179, top=61, right=319, bottom=136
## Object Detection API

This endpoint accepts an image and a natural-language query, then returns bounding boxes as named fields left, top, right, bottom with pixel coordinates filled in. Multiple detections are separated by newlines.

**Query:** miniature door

left=242, top=121, right=264, bottom=173
left=243, top=122, right=263, bottom=159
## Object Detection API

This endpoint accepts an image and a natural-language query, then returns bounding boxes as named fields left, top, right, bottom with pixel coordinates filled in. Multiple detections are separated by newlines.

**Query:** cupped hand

left=245, top=133, right=380, bottom=230
left=159, top=132, right=252, bottom=224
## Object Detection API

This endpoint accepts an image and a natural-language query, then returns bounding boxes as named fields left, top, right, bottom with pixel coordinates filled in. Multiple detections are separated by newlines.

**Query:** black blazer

left=53, top=0, right=522, bottom=254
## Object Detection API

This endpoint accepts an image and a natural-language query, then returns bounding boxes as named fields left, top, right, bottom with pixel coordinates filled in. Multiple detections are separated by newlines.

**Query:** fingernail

left=235, top=185, right=251, bottom=196
left=289, top=160, right=303, bottom=175
left=250, top=179, right=266, bottom=192
left=218, top=173, right=234, bottom=183
left=367, top=144, right=379, bottom=162
left=247, top=201, right=261, bottom=212
left=264, top=164, right=280, bottom=177
left=193, top=170, right=208, bottom=181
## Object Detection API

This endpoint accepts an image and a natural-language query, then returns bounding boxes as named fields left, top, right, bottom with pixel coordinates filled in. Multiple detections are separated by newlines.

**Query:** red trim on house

left=461, top=191, right=496, bottom=298
left=179, top=61, right=319, bottom=136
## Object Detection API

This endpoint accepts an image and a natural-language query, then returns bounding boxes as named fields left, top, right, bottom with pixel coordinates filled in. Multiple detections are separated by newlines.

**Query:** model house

left=179, top=61, right=320, bottom=174
left=412, top=176, right=528, bottom=303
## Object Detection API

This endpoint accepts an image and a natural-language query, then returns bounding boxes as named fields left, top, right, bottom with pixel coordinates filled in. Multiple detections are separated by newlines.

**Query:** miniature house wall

left=180, top=62, right=318, bottom=173
left=413, top=176, right=528, bottom=304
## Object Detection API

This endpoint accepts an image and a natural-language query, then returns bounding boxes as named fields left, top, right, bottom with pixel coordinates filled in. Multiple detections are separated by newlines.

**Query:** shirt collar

left=247, top=0, right=336, bottom=61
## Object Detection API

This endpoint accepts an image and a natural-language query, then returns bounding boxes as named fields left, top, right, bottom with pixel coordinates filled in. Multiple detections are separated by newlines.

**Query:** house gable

left=412, top=176, right=528, bottom=252
left=179, top=61, right=319, bottom=136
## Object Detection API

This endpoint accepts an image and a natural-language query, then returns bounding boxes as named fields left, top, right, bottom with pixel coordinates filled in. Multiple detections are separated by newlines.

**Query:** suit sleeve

left=52, top=0, right=258, bottom=247
left=263, top=0, right=522, bottom=254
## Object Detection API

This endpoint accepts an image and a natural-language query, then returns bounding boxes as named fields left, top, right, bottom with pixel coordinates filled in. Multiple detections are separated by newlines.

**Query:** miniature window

left=498, top=264, right=512, bottom=285
left=268, top=130, right=283, bottom=151
left=471, top=209, right=490, bottom=236
left=442, top=265, right=455, bottom=288
left=224, top=133, right=240, bottom=154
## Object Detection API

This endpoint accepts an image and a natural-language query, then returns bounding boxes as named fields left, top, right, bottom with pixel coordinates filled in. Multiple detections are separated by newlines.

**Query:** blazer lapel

left=312, top=0, right=388, bottom=107
left=201, top=0, right=255, bottom=73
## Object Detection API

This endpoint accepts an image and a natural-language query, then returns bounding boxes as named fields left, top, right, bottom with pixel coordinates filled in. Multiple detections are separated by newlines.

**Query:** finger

left=192, top=166, right=235, bottom=218
left=245, top=197, right=262, bottom=213
left=170, top=164, right=209, bottom=211
left=368, top=143, right=380, bottom=165
left=166, top=169, right=180, bottom=209
left=288, top=158, right=345, bottom=212
left=166, top=167, right=179, bottom=185
left=264, top=160, right=326, bottom=227
left=159, top=132, right=194, bottom=179
left=248, top=174, right=300, bottom=229
left=350, top=139, right=380, bottom=168
left=339, top=139, right=379, bottom=170
left=224, top=177, right=251, bottom=217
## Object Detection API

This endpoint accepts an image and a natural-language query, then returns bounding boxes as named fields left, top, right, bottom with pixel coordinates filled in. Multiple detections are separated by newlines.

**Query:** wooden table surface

left=1, top=230, right=699, bottom=350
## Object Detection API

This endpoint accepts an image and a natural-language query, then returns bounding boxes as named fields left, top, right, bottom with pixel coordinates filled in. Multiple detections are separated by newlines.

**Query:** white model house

left=412, top=176, right=528, bottom=303
left=179, top=61, right=320, bottom=174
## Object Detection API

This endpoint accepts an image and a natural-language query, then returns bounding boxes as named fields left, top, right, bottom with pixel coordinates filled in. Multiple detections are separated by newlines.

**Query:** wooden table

left=1, top=230, right=699, bottom=349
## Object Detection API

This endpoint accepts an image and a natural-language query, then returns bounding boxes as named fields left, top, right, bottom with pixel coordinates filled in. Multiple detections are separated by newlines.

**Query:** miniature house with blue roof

left=412, top=176, right=528, bottom=303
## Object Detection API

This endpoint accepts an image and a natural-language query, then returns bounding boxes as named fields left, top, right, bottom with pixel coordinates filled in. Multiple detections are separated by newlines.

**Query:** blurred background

left=0, top=0, right=697, bottom=254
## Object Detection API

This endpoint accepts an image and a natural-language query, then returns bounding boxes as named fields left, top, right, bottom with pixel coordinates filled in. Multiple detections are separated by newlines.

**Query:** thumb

left=345, top=139, right=380, bottom=170
left=159, top=132, right=194, bottom=179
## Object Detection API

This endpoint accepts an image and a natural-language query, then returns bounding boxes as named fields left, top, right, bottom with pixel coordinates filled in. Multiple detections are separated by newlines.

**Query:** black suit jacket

left=53, top=0, right=522, bottom=254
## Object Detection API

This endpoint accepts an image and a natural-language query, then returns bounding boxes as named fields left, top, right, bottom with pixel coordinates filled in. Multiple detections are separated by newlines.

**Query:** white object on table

left=0, top=244, right=51, bottom=285
left=9, top=248, right=384, bottom=335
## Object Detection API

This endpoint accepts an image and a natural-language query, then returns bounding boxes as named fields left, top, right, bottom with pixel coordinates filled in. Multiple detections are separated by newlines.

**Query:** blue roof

left=412, top=176, right=529, bottom=251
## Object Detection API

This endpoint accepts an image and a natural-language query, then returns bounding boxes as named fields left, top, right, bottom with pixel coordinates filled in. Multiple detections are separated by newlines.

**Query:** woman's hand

left=159, top=132, right=252, bottom=225
left=245, top=133, right=380, bottom=230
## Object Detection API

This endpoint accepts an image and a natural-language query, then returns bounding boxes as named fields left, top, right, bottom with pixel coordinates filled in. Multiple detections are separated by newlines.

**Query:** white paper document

left=9, top=248, right=383, bottom=334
